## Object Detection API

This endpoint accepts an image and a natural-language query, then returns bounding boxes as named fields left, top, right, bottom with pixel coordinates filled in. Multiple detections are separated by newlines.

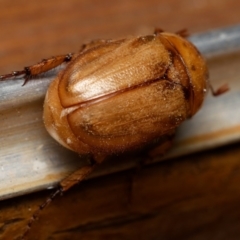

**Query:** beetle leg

left=20, top=153, right=106, bottom=239
left=20, top=162, right=98, bottom=240
left=60, top=163, right=97, bottom=192
left=209, top=83, right=229, bottom=96
left=175, top=29, right=189, bottom=38
left=0, top=53, right=74, bottom=85
left=19, top=188, right=62, bottom=240
left=148, top=134, right=175, bottom=159
left=154, top=28, right=188, bottom=38
left=59, top=153, right=105, bottom=192
left=154, top=28, right=164, bottom=35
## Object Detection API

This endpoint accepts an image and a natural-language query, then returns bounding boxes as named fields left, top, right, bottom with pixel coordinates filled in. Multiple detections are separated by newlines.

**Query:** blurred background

left=0, top=0, right=240, bottom=74
left=1, top=0, right=240, bottom=239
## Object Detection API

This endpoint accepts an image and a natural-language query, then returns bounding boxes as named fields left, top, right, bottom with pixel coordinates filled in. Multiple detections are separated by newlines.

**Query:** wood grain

left=1, top=0, right=240, bottom=74
left=2, top=143, right=240, bottom=239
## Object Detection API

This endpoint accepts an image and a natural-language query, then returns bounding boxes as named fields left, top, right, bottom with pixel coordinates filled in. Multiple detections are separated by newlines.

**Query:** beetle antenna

left=209, top=83, right=229, bottom=96
left=20, top=163, right=97, bottom=240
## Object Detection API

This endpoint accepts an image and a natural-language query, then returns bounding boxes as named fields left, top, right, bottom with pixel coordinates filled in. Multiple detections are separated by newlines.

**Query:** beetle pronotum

left=0, top=29, right=228, bottom=239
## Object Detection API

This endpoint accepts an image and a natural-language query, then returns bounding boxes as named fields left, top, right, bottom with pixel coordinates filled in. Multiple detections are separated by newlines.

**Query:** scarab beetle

left=43, top=30, right=209, bottom=162
left=0, top=29, right=228, bottom=239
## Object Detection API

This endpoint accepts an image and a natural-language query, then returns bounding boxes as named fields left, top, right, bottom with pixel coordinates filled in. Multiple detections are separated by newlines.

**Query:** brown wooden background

left=1, top=0, right=240, bottom=239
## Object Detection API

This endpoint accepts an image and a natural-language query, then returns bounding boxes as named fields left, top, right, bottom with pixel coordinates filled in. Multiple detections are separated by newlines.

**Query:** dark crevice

left=53, top=212, right=156, bottom=235
left=0, top=218, right=24, bottom=234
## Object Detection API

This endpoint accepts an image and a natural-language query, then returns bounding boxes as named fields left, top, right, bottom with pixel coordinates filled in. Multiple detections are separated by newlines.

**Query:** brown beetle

left=0, top=29, right=228, bottom=239
left=43, top=31, right=208, bottom=159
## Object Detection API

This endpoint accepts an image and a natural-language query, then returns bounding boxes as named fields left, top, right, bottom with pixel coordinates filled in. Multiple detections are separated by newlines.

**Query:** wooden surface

left=1, top=0, right=240, bottom=239
left=2, top=144, right=240, bottom=240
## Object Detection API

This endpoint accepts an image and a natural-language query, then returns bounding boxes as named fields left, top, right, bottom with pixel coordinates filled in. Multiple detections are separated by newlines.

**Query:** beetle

left=0, top=29, right=228, bottom=239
